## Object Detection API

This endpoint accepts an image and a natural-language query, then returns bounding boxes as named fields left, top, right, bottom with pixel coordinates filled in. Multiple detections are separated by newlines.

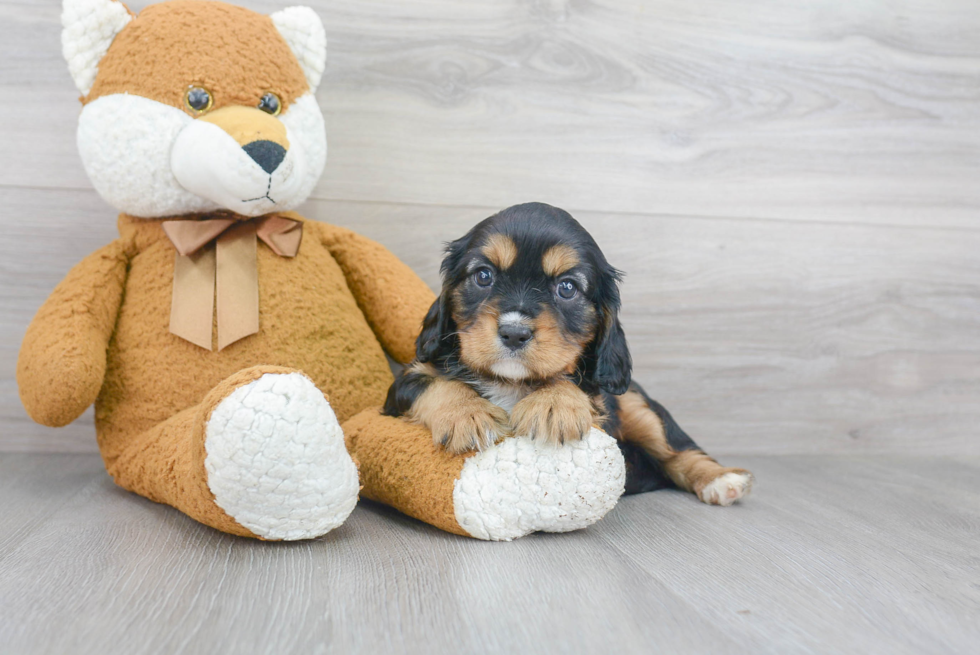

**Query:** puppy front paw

left=510, top=381, right=595, bottom=447
left=430, top=397, right=511, bottom=454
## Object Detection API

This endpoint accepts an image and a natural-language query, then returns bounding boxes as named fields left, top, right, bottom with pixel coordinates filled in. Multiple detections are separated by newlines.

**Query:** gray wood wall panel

left=1, top=0, right=978, bottom=455
left=4, top=191, right=977, bottom=455
left=3, top=0, right=980, bottom=227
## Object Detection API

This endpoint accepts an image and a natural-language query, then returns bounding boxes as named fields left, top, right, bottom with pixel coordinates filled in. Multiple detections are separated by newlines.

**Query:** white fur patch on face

left=78, top=92, right=326, bottom=218
left=172, top=94, right=324, bottom=217
left=204, top=372, right=359, bottom=541
left=474, top=379, right=529, bottom=413
left=278, top=93, right=327, bottom=206
left=490, top=312, right=534, bottom=379
left=171, top=121, right=302, bottom=217
left=498, top=312, right=526, bottom=326
left=78, top=94, right=217, bottom=217
left=453, top=427, right=625, bottom=541
left=490, top=358, right=530, bottom=380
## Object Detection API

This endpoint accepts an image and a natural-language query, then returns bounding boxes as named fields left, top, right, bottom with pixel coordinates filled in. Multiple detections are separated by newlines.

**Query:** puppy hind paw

left=697, top=470, right=754, bottom=507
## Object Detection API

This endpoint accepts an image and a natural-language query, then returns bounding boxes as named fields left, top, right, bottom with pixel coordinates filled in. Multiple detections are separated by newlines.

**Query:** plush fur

left=20, top=0, right=625, bottom=541
left=73, top=1, right=325, bottom=217
left=19, top=0, right=435, bottom=540
left=385, top=202, right=754, bottom=505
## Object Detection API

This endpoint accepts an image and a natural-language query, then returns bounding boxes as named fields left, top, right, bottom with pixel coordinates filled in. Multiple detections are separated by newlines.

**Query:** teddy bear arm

left=16, top=240, right=130, bottom=427
left=314, top=223, right=435, bottom=364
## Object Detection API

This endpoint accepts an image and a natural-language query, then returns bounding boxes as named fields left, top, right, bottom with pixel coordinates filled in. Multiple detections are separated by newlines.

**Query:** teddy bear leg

left=107, top=366, right=359, bottom=540
left=343, top=409, right=627, bottom=541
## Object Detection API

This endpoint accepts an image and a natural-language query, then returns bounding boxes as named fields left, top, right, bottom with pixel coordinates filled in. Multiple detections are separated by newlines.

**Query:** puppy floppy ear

left=416, top=231, right=476, bottom=363
left=415, top=292, right=456, bottom=363
left=416, top=233, right=472, bottom=363
left=589, top=265, right=632, bottom=395
left=593, top=310, right=632, bottom=395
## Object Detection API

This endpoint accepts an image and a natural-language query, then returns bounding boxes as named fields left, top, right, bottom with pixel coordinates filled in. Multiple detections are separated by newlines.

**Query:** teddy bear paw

left=452, top=427, right=626, bottom=541
left=203, top=372, right=359, bottom=540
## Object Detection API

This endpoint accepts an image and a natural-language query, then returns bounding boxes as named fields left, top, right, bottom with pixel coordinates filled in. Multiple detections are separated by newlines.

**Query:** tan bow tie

left=162, top=214, right=302, bottom=351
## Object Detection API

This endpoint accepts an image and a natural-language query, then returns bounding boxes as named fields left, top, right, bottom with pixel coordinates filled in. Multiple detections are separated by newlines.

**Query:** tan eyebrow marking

left=481, top=233, right=518, bottom=270
left=542, top=244, right=580, bottom=277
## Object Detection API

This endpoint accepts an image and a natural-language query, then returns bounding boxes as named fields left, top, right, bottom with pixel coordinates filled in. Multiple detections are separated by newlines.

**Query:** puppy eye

left=184, top=86, right=213, bottom=114
left=556, top=279, right=578, bottom=299
left=475, top=268, right=494, bottom=287
left=258, top=92, right=282, bottom=116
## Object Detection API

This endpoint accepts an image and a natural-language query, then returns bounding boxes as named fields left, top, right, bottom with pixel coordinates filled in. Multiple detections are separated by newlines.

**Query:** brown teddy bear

left=18, top=0, right=626, bottom=541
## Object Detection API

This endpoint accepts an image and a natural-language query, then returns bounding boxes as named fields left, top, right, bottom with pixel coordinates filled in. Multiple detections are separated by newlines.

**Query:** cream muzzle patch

left=76, top=92, right=325, bottom=219
left=171, top=108, right=306, bottom=217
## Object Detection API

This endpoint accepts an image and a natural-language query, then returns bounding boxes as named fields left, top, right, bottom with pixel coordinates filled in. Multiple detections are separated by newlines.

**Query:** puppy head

left=418, top=202, right=632, bottom=394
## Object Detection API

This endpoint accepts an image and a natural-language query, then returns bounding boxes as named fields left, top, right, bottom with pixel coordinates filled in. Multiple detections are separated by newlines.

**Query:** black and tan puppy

left=384, top=202, right=753, bottom=505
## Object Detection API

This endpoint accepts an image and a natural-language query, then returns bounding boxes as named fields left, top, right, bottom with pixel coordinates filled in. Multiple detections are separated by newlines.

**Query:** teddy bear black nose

left=242, top=140, right=286, bottom=174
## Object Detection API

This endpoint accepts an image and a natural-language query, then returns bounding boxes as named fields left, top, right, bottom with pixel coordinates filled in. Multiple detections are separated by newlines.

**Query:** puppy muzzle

left=497, top=311, right=533, bottom=351
left=498, top=323, right=533, bottom=351
left=488, top=312, right=535, bottom=378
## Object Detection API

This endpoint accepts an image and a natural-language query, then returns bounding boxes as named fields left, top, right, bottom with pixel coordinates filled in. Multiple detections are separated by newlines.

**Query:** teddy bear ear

left=271, top=6, right=327, bottom=93
left=61, top=0, right=133, bottom=96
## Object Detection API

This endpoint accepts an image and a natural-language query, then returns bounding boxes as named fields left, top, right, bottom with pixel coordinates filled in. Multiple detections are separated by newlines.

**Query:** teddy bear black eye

left=184, top=86, right=213, bottom=114
left=475, top=268, right=494, bottom=287
left=258, top=92, right=282, bottom=116
left=557, top=279, right=577, bottom=299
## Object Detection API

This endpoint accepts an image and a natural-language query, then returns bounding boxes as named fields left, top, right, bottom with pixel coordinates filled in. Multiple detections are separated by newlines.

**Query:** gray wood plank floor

left=2, top=2, right=978, bottom=652
left=0, top=453, right=977, bottom=655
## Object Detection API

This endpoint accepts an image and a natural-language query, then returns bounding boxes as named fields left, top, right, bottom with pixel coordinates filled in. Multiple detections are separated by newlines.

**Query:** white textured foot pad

left=698, top=471, right=753, bottom=506
left=205, top=373, right=359, bottom=540
left=453, top=428, right=625, bottom=541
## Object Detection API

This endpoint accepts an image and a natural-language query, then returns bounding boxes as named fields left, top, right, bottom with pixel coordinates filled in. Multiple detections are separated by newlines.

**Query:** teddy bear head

left=62, top=0, right=327, bottom=218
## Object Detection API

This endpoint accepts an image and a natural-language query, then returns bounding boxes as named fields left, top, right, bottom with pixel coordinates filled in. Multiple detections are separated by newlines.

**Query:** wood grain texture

left=3, top=190, right=977, bottom=455
left=1, top=0, right=979, bottom=454
left=3, top=4, right=978, bottom=653
left=0, top=453, right=977, bottom=654
left=2, top=0, right=980, bottom=227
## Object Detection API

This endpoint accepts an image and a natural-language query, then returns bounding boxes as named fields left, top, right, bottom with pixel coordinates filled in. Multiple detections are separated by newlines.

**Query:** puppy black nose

left=498, top=324, right=533, bottom=351
left=243, top=140, right=286, bottom=174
